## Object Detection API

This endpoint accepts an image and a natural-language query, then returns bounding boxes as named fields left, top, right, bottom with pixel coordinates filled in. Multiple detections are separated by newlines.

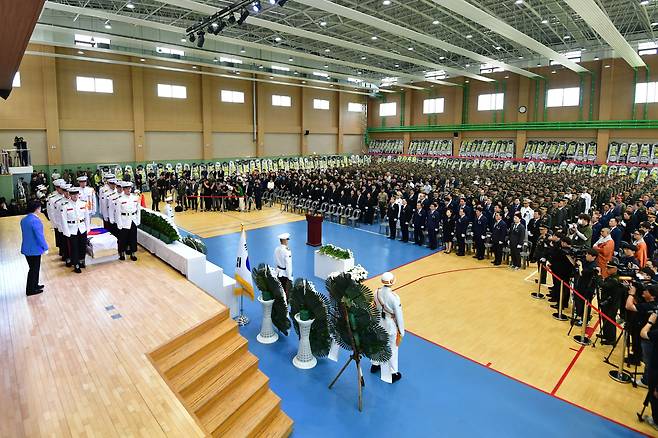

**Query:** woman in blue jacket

left=20, top=200, right=49, bottom=296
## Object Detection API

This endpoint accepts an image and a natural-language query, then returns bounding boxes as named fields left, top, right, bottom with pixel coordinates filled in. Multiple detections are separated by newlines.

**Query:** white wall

left=60, top=130, right=133, bottom=164
left=344, top=134, right=364, bottom=155
left=212, top=132, right=257, bottom=158
left=263, top=133, right=300, bottom=157
left=145, top=131, right=202, bottom=161
left=307, top=134, right=337, bottom=155
left=0, top=130, right=47, bottom=165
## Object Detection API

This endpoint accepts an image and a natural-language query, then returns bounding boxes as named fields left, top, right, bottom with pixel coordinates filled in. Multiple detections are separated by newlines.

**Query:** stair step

left=168, top=334, right=248, bottom=392
left=200, top=369, right=269, bottom=434
left=212, top=387, right=281, bottom=438
left=150, top=310, right=229, bottom=362
left=182, top=351, right=259, bottom=412
left=254, top=410, right=293, bottom=438
left=158, top=317, right=237, bottom=375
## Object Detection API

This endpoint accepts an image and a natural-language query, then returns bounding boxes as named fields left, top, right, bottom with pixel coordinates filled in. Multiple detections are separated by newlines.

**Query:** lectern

left=306, top=214, right=323, bottom=247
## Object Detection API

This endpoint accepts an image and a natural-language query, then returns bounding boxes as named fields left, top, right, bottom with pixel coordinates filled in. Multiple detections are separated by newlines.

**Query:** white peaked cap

left=381, top=272, right=395, bottom=285
left=278, top=233, right=290, bottom=240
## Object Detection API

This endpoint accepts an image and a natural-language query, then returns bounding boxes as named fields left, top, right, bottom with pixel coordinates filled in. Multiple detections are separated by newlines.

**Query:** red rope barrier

left=543, top=264, right=623, bottom=330
left=367, top=152, right=658, bottom=168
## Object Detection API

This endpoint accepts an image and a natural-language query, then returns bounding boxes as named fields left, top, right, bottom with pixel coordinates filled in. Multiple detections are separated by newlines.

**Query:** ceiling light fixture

left=541, top=19, right=548, bottom=24
left=320, top=21, right=327, bottom=26
left=237, top=8, right=250, bottom=25
left=140, top=58, right=145, bottom=62
left=515, top=0, right=524, bottom=4
left=432, top=20, right=439, bottom=25
left=104, top=21, right=112, bottom=29
left=383, top=0, right=391, bottom=4
left=371, top=36, right=378, bottom=40
left=275, top=36, right=282, bottom=42
left=466, top=34, right=472, bottom=39
left=126, top=2, right=135, bottom=9
left=252, top=1, right=261, bottom=12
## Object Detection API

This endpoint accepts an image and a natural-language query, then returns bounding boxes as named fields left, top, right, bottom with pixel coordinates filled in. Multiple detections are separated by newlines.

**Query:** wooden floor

left=142, top=193, right=303, bottom=238
left=0, top=214, right=230, bottom=437
left=363, top=252, right=652, bottom=435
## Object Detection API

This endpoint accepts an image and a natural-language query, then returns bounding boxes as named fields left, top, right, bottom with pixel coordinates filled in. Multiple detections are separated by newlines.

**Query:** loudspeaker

left=304, top=130, right=310, bottom=136
left=453, top=132, right=459, bottom=138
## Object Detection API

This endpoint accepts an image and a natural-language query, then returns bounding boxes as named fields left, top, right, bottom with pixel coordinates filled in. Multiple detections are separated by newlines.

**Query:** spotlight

left=196, top=31, right=205, bottom=48
left=237, top=8, right=250, bottom=25
left=278, top=0, right=288, bottom=5
left=228, top=13, right=236, bottom=24
left=104, top=20, right=112, bottom=29
left=126, top=2, right=135, bottom=9
left=189, top=33, right=196, bottom=43
left=269, top=0, right=276, bottom=4
left=252, top=1, right=261, bottom=12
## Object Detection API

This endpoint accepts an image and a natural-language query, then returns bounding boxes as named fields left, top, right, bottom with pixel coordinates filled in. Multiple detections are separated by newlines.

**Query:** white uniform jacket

left=115, top=194, right=141, bottom=230
left=79, top=186, right=97, bottom=215
left=107, top=192, right=122, bottom=225
left=60, top=199, right=89, bottom=237
left=375, top=286, right=405, bottom=337
left=274, top=244, right=293, bottom=279
left=46, top=193, right=62, bottom=229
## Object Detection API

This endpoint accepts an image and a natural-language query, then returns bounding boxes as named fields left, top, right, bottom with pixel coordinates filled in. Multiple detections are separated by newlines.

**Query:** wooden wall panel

left=261, top=83, right=301, bottom=133
left=0, top=55, right=45, bottom=129
left=212, top=132, right=256, bottom=158
left=143, top=68, right=202, bottom=132
left=344, top=134, right=364, bottom=154
left=60, top=130, right=133, bottom=164
left=211, top=76, right=254, bottom=133
left=263, top=133, right=300, bottom=156
left=145, top=131, right=202, bottom=161
left=307, top=134, right=337, bottom=155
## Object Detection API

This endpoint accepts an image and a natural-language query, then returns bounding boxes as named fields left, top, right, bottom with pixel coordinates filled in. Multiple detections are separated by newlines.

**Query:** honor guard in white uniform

left=77, top=175, right=97, bottom=216
left=47, top=180, right=65, bottom=254
left=274, top=233, right=293, bottom=297
left=99, top=174, right=115, bottom=229
left=115, top=181, right=141, bottom=261
left=54, top=183, right=73, bottom=264
left=164, top=197, right=174, bottom=220
left=106, top=179, right=121, bottom=237
left=370, top=272, right=405, bottom=384
left=60, top=187, right=89, bottom=273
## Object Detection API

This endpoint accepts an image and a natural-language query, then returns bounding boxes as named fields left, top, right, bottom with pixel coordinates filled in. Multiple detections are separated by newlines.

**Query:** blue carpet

left=192, top=220, right=640, bottom=437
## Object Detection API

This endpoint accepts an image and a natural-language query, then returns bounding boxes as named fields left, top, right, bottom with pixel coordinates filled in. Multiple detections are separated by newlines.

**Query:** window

left=423, top=98, right=445, bottom=114
left=271, top=65, right=290, bottom=72
left=348, top=102, right=364, bottom=112
left=379, top=102, right=397, bottom=117
left=425, top=70, right=446, bottom=80
left=477, top=93, right=504, bottom=111
left=546, top=87, right=580, bottom=107
left=636, top=82, right=658, bottom=104
left=219, top=56, right=242, bottom=64
left=157, top=83, right=187, bottom=99
left=12, top=72, right=20, bottom=88
left=313, top=99, right=330, bottom=110
left=272, top=94, right=291, bottom=107
left=76, top=76, right=114, bottom=93
left=75, top=34, right=111, bottom=48
left=312, top=72, right=329, bottom=78
left=480, top=63, right=504, bottom=74
left=639, top=42, right=658, bottom=56
left=156, top=47, right=185, bottom=57
left=220, top=90, right=245, bottom=103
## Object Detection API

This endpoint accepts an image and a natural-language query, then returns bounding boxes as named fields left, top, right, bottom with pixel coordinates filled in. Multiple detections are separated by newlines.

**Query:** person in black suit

left=641, top=221, right=656, bottom=260
left=400, top=198, right=412, bottom=242
left=491, top=212, right=508, bottom=266
left=442, top=208, right=455, bottom=254
left=427, top=203, right=440, bottom=250
left=455, top=208, right=469, bottom=256
left=364, top=192, right=375, bottom=224
left=554, top=199, right=568, bottom=232
left=509, top=213, right=526, bottom=270
left=412, top=202, right=427, bottom=246
left=387, top=197, right=400, bottom=240
left=527, top=210, right=541, bottom=262
left=472, top=207, right=488, bottom=260
left=609, top=218, right=623, bottom=254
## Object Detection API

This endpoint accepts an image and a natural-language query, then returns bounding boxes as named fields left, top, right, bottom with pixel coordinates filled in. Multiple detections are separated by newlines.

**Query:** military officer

left=274, top=233, right=293, bottom=298
left=60, top=187, right=89, bottom=273
left=107, top=179, right=122, bottom=237
left=99, top=175, right=116, bottom=230
left=54, top=183, right=73, bottom=264
left=115, top=181, right=141, bottom=261
left=472, top=207, right=488, bottom=260
left=77, top=175, right=97, bottom=216
left=46, top=179, right=65, bottom=255
left=370, top=272, right=405, bottom=384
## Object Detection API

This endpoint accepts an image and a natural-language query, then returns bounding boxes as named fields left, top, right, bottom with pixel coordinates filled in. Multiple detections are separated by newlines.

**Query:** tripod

left=637, top=381, right=658, bottom=423
left=328, top=353, right=364, bottom=411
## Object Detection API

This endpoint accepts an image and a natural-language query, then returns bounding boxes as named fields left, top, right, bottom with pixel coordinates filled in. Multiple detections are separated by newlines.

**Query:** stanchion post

left=573, top=302, right=592, bottom=346
left=234, top=293, right=250, bottom=326
left=609, top=328, right=632, bottom=383
left=552, top=282, right=569, bottom=321
left=531, top=262, right=545, bottom=299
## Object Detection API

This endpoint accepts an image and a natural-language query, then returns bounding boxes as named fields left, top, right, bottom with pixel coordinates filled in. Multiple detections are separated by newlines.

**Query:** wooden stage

left=0, top=215, right=291, bottom=437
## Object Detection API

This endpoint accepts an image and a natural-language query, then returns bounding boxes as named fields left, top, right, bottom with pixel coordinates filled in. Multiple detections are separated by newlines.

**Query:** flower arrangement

left=289, top=279, right=331, bottom=357
left=327, top=264, right=369, bottom=282
left=181, top=236, right=207, bottom=254
left=139, top=209, right=180, bottom=244
left=252, top=263, right=290, bottom=336
left=318, top=244, right=353, bottom=260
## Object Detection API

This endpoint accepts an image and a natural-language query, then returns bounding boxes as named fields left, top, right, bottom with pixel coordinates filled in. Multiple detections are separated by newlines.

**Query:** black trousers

left=428, top=228, right=438, bottom=249
left=574, top=288, right=594, bottom=319
left=55, top=229, right=63, bottom=255
left=475, top=236, right=485, bottom=258
left=25, top=255, right=41, bottom=293
left=152, top=197, right=160, bottom=212
left=401, top=222, right=409, bottom=242
left=510, top=245, right=521, bottom=267
left=601, top=305, right=619, bottom=341
left=255, top=195, right=263, bottom=210
left=456, top=236, right=466, bottom=255
left=388, top=219, right=397, bottom=238
left=414, top=226, right=425, bottom=245
left=119, top=223, right=138, bottom=255
left=493, top=243, right=503, bottom=264
left=537, top=262, right=548, bottom=284
left=68, top=231, right=87, bottom=267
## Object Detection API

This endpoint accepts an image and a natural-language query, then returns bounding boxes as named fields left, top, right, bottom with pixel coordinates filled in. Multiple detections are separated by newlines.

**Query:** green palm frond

left=289, top=279, right=331, bottom=357
left=252, top=263, right=290, bottom=336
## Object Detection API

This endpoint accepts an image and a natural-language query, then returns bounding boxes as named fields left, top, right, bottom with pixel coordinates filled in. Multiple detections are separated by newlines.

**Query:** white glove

left=44, top=250, right=49, bottom=255
left=517, top=245, right=522, bottom=249
left=481, top=235, right=486, bottom=239
left=461, top=234, right=466, bottom=237
left=498, top=241, right=503, bottom=244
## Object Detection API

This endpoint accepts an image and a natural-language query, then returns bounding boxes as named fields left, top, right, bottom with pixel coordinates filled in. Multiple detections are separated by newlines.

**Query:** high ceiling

left=34, top=0, right=658, bottom=92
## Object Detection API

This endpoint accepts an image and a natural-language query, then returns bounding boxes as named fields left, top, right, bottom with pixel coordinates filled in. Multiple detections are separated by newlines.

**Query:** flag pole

left=234, top=223, right=250, bottom=326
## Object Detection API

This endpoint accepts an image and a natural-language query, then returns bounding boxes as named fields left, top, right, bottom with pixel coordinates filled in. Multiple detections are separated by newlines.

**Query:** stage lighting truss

left=185, top=0, right=288, bottom=48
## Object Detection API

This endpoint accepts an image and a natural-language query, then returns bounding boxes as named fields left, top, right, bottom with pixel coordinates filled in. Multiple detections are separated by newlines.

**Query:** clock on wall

left=518, top=105, right=528, bottom=114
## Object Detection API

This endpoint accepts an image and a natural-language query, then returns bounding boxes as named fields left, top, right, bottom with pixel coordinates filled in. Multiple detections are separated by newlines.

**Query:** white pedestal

left=257, top=296, right=279, bottom=344
left=314, top=251, right=354, bottom=280
left=292, top=314, right=317, bottom=369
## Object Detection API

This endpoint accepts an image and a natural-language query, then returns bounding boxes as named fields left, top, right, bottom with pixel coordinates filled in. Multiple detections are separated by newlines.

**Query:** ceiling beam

left=428, top=0, right=588, bottom=73
left=293, top=0, right=540, bottom=78
left=563, top=0, right=645, bottom=68
left=41, top=1, right=446, bottom=87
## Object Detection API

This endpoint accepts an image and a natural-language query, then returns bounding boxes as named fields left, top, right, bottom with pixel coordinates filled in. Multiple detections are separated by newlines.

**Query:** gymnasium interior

left=3, top=0, right=658, bottom=437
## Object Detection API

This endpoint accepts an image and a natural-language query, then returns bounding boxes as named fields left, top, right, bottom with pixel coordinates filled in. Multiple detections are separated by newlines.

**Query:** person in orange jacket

left=633, top=229, right=648, bottom=268
left=594, top=227, right=615, bottom=278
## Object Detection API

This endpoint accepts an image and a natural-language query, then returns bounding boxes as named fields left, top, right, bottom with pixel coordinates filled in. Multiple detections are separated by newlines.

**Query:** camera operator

left=639, top=311, right=658, bottom=431
left=599, top=260, right=627, bottom=345
left=619, top=242, right=641, bottom=273
left=567, top=214, right=593, bottom=249
left=547, top=234, right=576, bottom=311
left=626, top=280, right=658, bottom=387
left=534, top=224, right=551, bottom=286
left=573, top=248, right=600, bottom=326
